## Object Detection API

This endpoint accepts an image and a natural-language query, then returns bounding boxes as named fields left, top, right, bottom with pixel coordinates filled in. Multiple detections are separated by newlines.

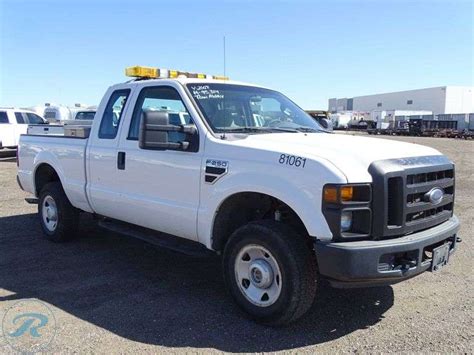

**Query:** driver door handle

left=117, top=151, right=126, bottom=170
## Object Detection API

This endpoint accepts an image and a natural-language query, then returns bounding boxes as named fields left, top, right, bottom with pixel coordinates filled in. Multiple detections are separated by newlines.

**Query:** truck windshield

left=186, top=84, right=324, bottom=134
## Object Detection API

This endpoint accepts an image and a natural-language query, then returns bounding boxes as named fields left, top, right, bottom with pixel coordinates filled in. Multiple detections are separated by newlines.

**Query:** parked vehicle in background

left=43, top=104, right=73, bottom=123
left=74, top=110, right=96, bottom=121
left=59, top=109, right=97, bottom=126
left=306, top=110, right=333, bottom=130
left=329, top=112, right=352, bottom=129
left=0, top=108, right=47, bottom=149
left=17, top=66, right=461, bottom=325
left=368, top=113, right=474, bottom=138
left=43, top=104, right=96, bottom=124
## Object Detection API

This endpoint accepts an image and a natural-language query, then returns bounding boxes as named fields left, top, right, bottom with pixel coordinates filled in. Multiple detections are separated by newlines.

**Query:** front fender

left=197, top=167, right=344, bottom=249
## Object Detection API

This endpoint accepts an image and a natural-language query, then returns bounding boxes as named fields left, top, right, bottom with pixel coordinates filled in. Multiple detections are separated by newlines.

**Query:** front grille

left=403, top=169, right=454, bottom=229
left=369, top=156, right=455, bottom=239
left=406, top=169, right=453, bottom=185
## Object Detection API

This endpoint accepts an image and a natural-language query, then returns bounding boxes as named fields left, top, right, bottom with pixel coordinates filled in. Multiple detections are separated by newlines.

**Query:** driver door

left=114, top=84, right=202, bottom=241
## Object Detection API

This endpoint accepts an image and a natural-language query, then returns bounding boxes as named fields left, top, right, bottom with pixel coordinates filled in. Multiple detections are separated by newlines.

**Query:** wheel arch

left=211, top=191, right=310, bottom=252
left=34, top=162, right=63, bottom=196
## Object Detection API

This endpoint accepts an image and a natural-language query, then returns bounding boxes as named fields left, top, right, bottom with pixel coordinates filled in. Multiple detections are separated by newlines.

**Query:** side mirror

left=139, top=111, right=197, bottom=151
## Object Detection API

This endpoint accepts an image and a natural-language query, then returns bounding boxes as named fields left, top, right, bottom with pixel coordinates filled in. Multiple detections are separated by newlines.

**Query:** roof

left=124, top=77, right=268, bottom=89
left=0, top=107, right=40, bottom=112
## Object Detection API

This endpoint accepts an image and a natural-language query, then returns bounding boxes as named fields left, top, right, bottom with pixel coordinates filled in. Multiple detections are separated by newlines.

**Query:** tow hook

left=401, top=259, right=417, bottom=271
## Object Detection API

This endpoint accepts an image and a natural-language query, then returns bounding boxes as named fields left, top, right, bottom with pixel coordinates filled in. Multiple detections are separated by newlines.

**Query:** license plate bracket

left=431, top=243, right=450, bottom=272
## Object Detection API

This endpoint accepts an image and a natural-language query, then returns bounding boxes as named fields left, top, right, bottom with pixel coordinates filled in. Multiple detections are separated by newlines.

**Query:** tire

left=38, top=182, right=79, bottom=242
left=223, top=220, right=317, bottom=326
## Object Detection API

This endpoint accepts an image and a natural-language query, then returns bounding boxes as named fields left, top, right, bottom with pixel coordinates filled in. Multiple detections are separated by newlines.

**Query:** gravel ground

left=0, top=136, right=472, bottom=353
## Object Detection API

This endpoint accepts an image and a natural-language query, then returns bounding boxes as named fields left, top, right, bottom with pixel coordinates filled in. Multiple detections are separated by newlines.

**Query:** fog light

left=341, top=211, right=353, bottom=232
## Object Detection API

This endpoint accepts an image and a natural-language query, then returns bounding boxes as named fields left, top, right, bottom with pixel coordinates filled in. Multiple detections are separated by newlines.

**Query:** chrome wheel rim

left=235, top=244, right=282, bottom=307
left=42, top=196, right=58, bottom=232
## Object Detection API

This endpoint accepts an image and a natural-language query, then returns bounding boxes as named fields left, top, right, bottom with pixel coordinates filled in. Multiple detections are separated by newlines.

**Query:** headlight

left=340, top=211, right=353, bottom=232
left=323, top=184, right=370, bottom=203
left=322, top=184, right=372, bottom=240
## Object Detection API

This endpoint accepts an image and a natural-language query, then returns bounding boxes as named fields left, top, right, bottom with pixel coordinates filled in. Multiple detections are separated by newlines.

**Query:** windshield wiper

left=220, top=127, right=298, bottom=133
left=293, top=126, right=321, bottom=133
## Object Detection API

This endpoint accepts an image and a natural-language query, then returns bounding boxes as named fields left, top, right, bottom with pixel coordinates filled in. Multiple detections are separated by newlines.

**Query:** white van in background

left=0, top=108, right=47, bottom=149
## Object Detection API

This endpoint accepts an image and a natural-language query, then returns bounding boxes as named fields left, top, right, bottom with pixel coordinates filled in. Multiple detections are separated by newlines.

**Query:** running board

left=98, top=218, right=215, bottom=258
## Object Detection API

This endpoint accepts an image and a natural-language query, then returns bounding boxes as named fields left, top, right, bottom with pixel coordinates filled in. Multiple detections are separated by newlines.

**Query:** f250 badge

left=205, top=159, right=229, bottom=184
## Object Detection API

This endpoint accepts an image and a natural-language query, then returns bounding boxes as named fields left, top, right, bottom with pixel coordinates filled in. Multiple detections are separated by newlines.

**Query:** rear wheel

left=223, top=220, right=317, bottom=325
left=38, top=182, right=79, bottom=242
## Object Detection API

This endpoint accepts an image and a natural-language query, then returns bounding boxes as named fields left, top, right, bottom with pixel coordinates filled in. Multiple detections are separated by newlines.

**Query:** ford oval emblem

left=425, top=187, right=444, bottom=205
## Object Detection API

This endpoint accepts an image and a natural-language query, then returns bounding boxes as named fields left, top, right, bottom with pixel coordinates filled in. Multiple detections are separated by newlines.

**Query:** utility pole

left=223, top=35, right=226, bottom=77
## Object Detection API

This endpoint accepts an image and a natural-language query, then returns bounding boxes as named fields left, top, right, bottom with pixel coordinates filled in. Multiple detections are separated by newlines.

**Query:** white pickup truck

left=17, top=66, right=460, bottom=325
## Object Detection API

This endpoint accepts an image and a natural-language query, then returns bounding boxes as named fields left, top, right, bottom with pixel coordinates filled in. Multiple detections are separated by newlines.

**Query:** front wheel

left=223, top=220, right=317, bottom=325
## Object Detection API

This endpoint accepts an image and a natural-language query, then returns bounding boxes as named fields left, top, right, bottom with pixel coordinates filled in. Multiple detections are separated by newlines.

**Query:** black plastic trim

left=16, top=175, right=23, bottom=190
left=315, top=216, right=460, bottom=288
left=205, top=166, right=226, bottom=175
left=205, top=175, right=217, bottom=183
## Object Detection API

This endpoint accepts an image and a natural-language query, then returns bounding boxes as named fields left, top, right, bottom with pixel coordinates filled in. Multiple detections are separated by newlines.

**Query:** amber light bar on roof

left=125, top=66, right=229, bottom=80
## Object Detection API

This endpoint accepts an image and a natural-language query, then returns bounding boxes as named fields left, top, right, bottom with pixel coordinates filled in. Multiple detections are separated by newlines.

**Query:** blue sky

left=0, top=0, right=472, bottom=109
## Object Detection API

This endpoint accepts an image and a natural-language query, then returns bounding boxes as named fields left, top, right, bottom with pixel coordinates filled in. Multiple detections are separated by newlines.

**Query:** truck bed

left=17, top=134, right=92, bottom=212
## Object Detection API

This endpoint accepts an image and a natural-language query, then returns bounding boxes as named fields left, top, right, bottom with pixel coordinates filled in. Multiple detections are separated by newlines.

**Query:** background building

left=329, top=86, right=474, bottom=115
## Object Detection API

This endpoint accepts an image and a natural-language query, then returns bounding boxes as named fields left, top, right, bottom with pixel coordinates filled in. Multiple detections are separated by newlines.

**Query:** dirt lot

left=0, top=136, right=473, bottom=353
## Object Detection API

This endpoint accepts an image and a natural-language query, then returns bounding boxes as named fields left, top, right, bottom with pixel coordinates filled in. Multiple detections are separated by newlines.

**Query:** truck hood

left=232, top=132, right=442, bottom=182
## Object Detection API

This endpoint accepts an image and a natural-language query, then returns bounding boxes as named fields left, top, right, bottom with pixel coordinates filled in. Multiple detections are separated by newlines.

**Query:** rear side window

left=99, top=89, right=130, bottom=139
left=15, top=112, right=26, bottom=123
left=0, top=112, right=8, bottom=123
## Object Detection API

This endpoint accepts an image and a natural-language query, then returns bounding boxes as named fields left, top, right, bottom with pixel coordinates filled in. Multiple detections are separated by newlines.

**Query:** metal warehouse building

left=329, top=86, right=474, bottom=115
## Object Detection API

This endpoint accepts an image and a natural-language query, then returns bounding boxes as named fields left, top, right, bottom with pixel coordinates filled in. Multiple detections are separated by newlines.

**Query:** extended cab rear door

left=111, top=82, right=203, bottom=241
left=86, top=86, right=133, bottom=217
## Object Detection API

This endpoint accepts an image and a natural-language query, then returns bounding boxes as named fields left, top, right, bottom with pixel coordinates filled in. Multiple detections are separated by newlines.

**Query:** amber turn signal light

left=340, top=186, right=354, bottom=201
left=323, top=186, right=338, bottom=203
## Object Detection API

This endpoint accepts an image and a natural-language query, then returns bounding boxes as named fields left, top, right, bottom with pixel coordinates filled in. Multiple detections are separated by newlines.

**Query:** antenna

left=223, top=35, right=226, bottom=77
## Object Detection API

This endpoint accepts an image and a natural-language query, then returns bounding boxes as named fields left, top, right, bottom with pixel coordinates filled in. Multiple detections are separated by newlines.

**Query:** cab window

left=99, top=89, right=130, bottom=139
left=128, top=86, right=193, bottom=143
left=15, top=112, right=26, bottom=124
left=0, top=112, right=9, bottom=124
